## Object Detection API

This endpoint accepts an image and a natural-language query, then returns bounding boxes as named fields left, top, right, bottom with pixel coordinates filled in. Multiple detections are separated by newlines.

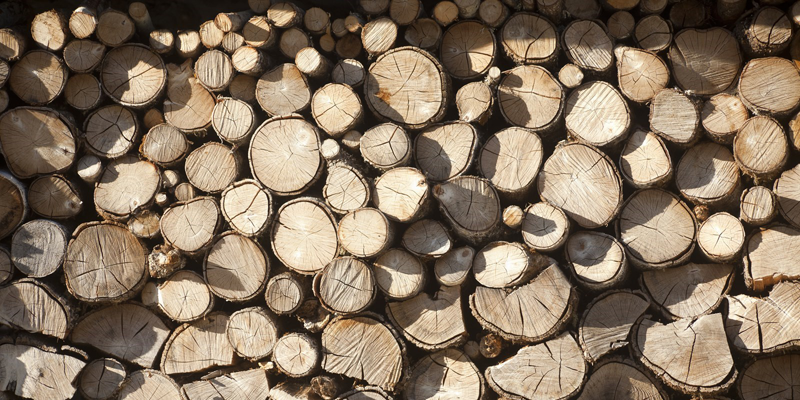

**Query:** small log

left=9, top=50, right=67, bottom=106
left=204, top=232, right=269, bottom=302
left=321, top=315, right=406, bottom=391
left=140, top=123, right=190, bottom=167
left=650, top=88, right=701, bottom=146
left=578, top=290, right=650, bottom=363
left=521, top=202, right=569, bottom=252
left=315, top=256, right=376, bottom=314
left=0, top=28, right=25, bottom=62
left=229, top=74, right=257, bottom=103
left=338, top=207, right=392, bottom=258
left=743, top=224, right=800, bottom=291
left=199, top=20, right=224, bottom=49
left=607, top=11, right=634, bottom=40
left=774, top=164, right=800, bottom=229
left=243, top=16, right=276, bottom=49
left=296, top=47, right=332, bottom=80
left=211, top=97, right=256, bottom=145
left=0, top=278, right=71, bottom=339
left=304, top=8, right=330, bottom=35
left=479, top=0, right=509, bottom=27
left=740, top=185, right=777, bottom=226
left=718, top=0, right=747, bottom=23
left=77, top=155, right=103, bottom=183
left=670, top=28, right=741, bottom=96
left=0, top=171, right=27, bottom=240
left=223, top=30, right=249, bottom=53
left=439, top=21, right=495, bottom=80
left=331, top=59, right=365, bottom=88
left=387, top=284, right=467, bottom=350
left=146, top=244, right=184, bottom=278
left=311, top=375, right=343, bottom=400
left=117, top=370, right=181, bottom=400
left=498, top=65, right=564, bottom=135
left=676, top=142, right=740, bottom=207
left=390, top=0, right=421, bottom=26
left=615, top=46, right=669, bottom=103
left=96, top=9, right=135, bottom=47
left=226, top=306, right=278, bottom=361
left=332, top=18, right=348, bottom=38
left=143, top=108, right=165, bottom=129
left=256, top=64, right=311, bottom=116
left=249, top=115, right=321, bottom=195
left=669, top=0, right=705, bottom=29
left=145, top=270, right=214, bottom=322
left=11, top=219, right=68, bottom=278
left=100, top=44, right=167, bottom=108
left=473, top=241, right=545, bottom=288
left=185, top=142, right=239, bottom=193
left=220, top=179, right=272, bottom=237
left=215, top=10, right=254, bottom=33
left=361, top=17, right=398, bottom=58
left=31, top=10, right=69, bottom=52
left=176, top=30, right=202, bottom=58
left=405, top=349, right=484, bottom=399
left=161, top=196, right=220, bottom=254
left=127, top=209, right=161, bottom=239
left=64, top=74, right=103, bottom=111
left=736, top=6, right=792, bottom=57
left=322, top=158, right=371, bottom=214
left=269, top=2, right=304, bottom=29
left=361, top=123, right=411, bottom=170
left=538, top=142, right=623, bottom=229
left=265, top=271, right=307, bottom=315
left=402, top=219, right=452, bottom=258
left=642, top=262, right=734, bottom=320
left=182, top=369, right=270, bottom=400
left=433, top=1, right=459, bottom=26
left=69, top=7, right=97, bottom=39
left=433, top=175, right=501, bottom=245
left=161, top=312, right=235, bottom=374
left=71, top=303, right=170, bottom=367
left=738, top=57, right=800, bottom=117
left=0, top=247, right=12, bottom=285
left=373, top=167, right=430, bottom=223
left=79, top=358, right=126, bottom=400
left=129, top=2, right=155, bottom=34
left=83, top=105, right=139, bottom=159
left=456, top=81, right=493, bottom=124
left=566, top=231, right=627, bottom=291
left=341, top=130, right=362, bottom=152
left=274, top=332, right=320, bottom=377
left=578, top=358, right=668, bottom=400
left=415, top=121, right=479, bottom=182
left=500, top=12, right=558, bottom=66
left=271, top=198, right=338, bottom=275
left=738, top=354, right=800, bottom=400
left=404, top=18, right=442, bottom=51
left=94, top=155, right=160, bottom=220
left=617, top=189, right=697, bottom=269
left=697, top=212, right=745, bottom=262
left=195, top=49, right=234, bottom=92
left=280, top=27, right=311, bottom=59
left=485, top=333, right=587, bottom=400
left=373, top=248, right=425, bottom=300
left=734, top=116, right=789, bottom=181
left=632, top=313, right=737, bottom=394
left=164, top=59, right=216, bottom=134
left=563, top=20, right=614, bottom=77
left=434, top=246, right=474, bottom=286
left=479, top=333, right=504, bottom=359
left=619, top=129, right=672, bottom=189
left=0, top=344, right=85, bottom=400
left=634, top=15, right=673, bottom=52
left=565, top=81, right=631, bottom=148
left=558, top=63, right=584, bottom=89
left=0, top=107, right=77, bottom=179
left=701, top=94, right=748, bottom=144
left=311, top=83, right=362, bottom=138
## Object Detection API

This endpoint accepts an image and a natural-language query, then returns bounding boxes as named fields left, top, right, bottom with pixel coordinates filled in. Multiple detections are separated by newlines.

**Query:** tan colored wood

left=204, top=232, right=269, bottom=301
left=315, top=256, right=376, bottom=314
left=161, top=196, right=220, bottom=254
left=737, top=6, right=792, bottom=57
left=670, top=28, right=741, bottom=95
left=127, top=209, right=160, bottom=239
left=390, top=0, right=422, bottom=25
left=727, top=281, right=800, bottom=355
left=331, top=58, right=365, bottom=88
left=296, top=46, right=332, bottom=80
left=374, top=248, right=425, bottom=300
left=739, top=57, right=800, bottom=117
left=387, top=283, right=467, bottom=350
left=608, top=11, right=634, bottom=39
left=199, top=20, right=224, bottom=49
left=195, top=49, right=233, bottom=92
left=361, top=17, right=398, bottom=58
left=215, top=10, right=254, bottom=33
left=405, top=349, right=484, bottom=399
left=100, top=44, right=166, bottom=108
left=479, top=0, right=508, bottom=28
left=220, top=179, right=272, bottom=237
left=249, top=0, right=271, bottom=13
left=415, top=121, right=478, bottom=182
left=94, top=155, right=160, bottom=220
left=182, top=369, right=270, bottom=400
left=676, top=142, right=740, bottom=206
left=650, top=88, right=700, bottom=146
left=577, top=358, right=667, bottom=400
left=740, top=185, right=777, bottom=226
left=303, top=7, right=329, bottom=35
left=775, top=164, right=800, bottom=229
left=563, top=20, right=614, bottom=75
left=69, top=7, right=97, bottom=39
left=185, top=142, right=239, bottom=193
left=744, top=224, right=800, bottom=291
left=79, top=358, right=126, bottom=400
left=566, top=81, right=630, bottom=148
left=9, top=50, right=67, bottom=106
left=311, top=83, right=362, bottom=137
left=0, top=278, right=71, bottom=339
left=211, top=97, right=255, bottom=145
left=96, top=9, right=135, bottom=47
left=265, top=271, right=306, bottom=315
left=270, top=382, right=318, bottom=400
left=10, top=220, right=67, bottom=278
left=118, top=370, right=181, bottom=400
left=64, top=73, right=102, bottom=110
left=161, top=312, right=235, bottom=374
left=143, top=108, right=165, bottom=129
left=220, top=28, right=246, bottom=52
left=76, top=155, right=103, bottom=184
left=405, top=18, right=442, bottom=51
left=619, top=129, right=672, bottom=189
left=402, top=219, right=452, bottom=258
left=250, top=115, right=321, bottom=195
left=433, top=1, right=459, bottom=26
left=566, top=231, right=627, bottom=291
left=0, top=247, right=12, bottom=285
left=634, top=15, right=672, bottom=52
left=243, top=15, right=276, bottom=49
left=498, top=65, right=564, bottom=133
left=500, top=12, right=559, bottom=66
left=83, top=105, right=139, bottom=159
left=434, top=175, right=501, bottom=245
left=341, top=130, right=362, bottom=152
left=361, top=123, right=411, bottom=170
left=140, top=123, right=189, bottom=167
left=31, top=10, right=68, bottom=52
left=229, top=74, right=257, bottom=103
left=578, top=290, right=650, bottom=363
left=734, top=116, right=789, bottom=181
left=473, top=241, right=545, bottom=288
left=273, top=332, right=320, bottom=377
left=0, top=344, right=85, bottom=400
left=176, top=30, right=202, bottom=58
left=256, top=64, right=311, bottom=116
left=615, top=46, right=669, bottom=103
left=146, top=244, right=185, bottom=279
left=280, top=27, right=312, bottom=59
left=268, top=2, right=304, bottom=28
left=669, top=0, right=705, bottom=29
left=519, top=202, right=568, bottom=252
left=0, top=107, right=76, bottom=179
left=338, top=207, right=392, bottom=258
left=558, top=63, right=584, bottom=89
left=697, top=212, right=744, bottom=262
left=227, top=307, right=278, bottom=361
left=336, top=33, right=363, bottom=59
left=271, top=198, right=338, bottom=275
left=149, top=270, right=214, bottom=322
left=28, top=174, right=80, bottom=219
left=434, top=246, right=474, bottom=286
left=701, top=94, right=748, bottom=144
left=738, top=354, right=800, bottom=400
left=439, top=21, right=495, bottom=80
left=456, top=81, right=493, bottom=124
left=643, top=262, right=734, bottom=320
left=373, top=167, right=430, bottom=223
left=129, top=2, right=154, bottom=35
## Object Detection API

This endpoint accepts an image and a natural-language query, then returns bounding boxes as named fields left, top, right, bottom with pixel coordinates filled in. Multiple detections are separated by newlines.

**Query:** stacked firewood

left=3, top=0, right=800, bottom=398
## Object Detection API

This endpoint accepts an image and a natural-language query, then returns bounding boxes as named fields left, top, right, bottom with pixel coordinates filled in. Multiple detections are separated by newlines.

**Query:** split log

left=577, top=358, right=668, bottom=400
left=311, top=83, right=362, bottom=138
left=373, top=248, right=425, bottom=300
left=100, top=44, right=166, bottom=108
left=471, top=261, right=577, bottom=342
left=274, top=332, right=320, bottom=377
left=404, top=18, right=442, bottom=51
left=364, top=47, right=450, bottom=130
left=562, top=20, right=614, bottom=76
left=701, top=94, right=748, bottom=144
left=642, top=262, right=734, bottom=320
left=71, top=303, right=170, bottom=367
left=140, top=123, right=190, bottom=167
left=520, top=202, right=569, bottom=252
left=185, top=143, right=239, bottom=193
left=373, top=167, right=430, bottom=223
left=160, top=196, right=220, bottom=254
left=439, top=21, right=495, bottom=80
left=220, top=179, right=272, bottom=237
left=473, top=241, right=544, bottom=288
left=736, top=6, right=793, bottom=57
left=64, top=222, right=148, bottom=303
left=485, top=332, right=586, bottom=400
left=195, top=49, right=234, bottom=92
left=204, top=232, right=269, bottom=301
left=269, top=2, right=304, bottom=28
left=434, top=246, right=474, bottom=286
left=83, top=105, right=139, bottom=159
left=176, top=30, right=202, bottom=58
left=415, top=121, right=478, bottom=182
left=619, top=129, right=672, bottom=189
left=249, top=115, right=322, bottom=195
left=632, top=313, right=737, bottom=394
left=566, top=231, right=627, bottom=291
left=676, top=141, right=740, bottom=207
left=726, top=281, right=800, bottom=354
left=433, top=175, right=501, bottom=245
left=456, top=81, right=493, bottom=124
left=145, top=270, right=214, bottom=322
left=402, top=219, right=452, bottom=258
left=64, top=73, right=103, bottom=110
left=315, top=257, right=376, bottom=314
left=199, top=21, right=224, bottom=49
left=94, top=155, right=161, bottom=220
left=96, top=9, right=135, bottom=47
left=11, top=219, right=68, bottom=278
left=271, top=198, right=338, bottom=275
left=404, top=349, right=484, bottom=399
left=164, top=59, right=215, bottom=134
left=615, top=46, right=669, bottom=103
left=743, top=224, right=800, bottom=291
left=31, top=10, right=69, bottom=53
left=617, top=189, right=697, bottom=269
left=118, top=370, right=182, bottom=400
left=738, top=354, right=800, bottom=400
left=79, top=358, right=126, bottom=400
left=296, top=47, right=332, bottom=80
left=9, top=50, right=67, bottom=105
left=669, top=28, right=741, bottom=96
left=243, top=16, right=276, bottom=49
left=386, top=285, right=466, bottom=350
left=321, top=315, right=406, bottom=391
left=538, top=142, right=623, bottom=229
left=697, top=213, right=745, bottom=262
left=256, top=64, right=311, bottom=116
left=182, top=368, right=270, bottom=400
left=0, top=278, right=71, bottom=339
left=280, top=28, right=312, bottom=59
left=499, top=12, right=559, bottom=66
left=0, top=107, right=77, bottom=179
left=0, top=28, right=25, bottom=61
left=265, top=272, right=307, bottom=315
left=650, top=88, right=701, bottom=146
left=0, top=171, right=26, bottom=240
left=331, top=59, right=365, bottom=88
left=497, top=65, right=563, bottom=134
left=338, top=207, right=392, bottom=258
left=0, top=344, right=85, bottom=400
left=70, top=7, right=97, bottom=39
left=361, top=18, right=398, bottom=58
left=76, top=155, right=103, bottom=183
left=361, top=123, right=411, bottom=170
left=734, top=116, right=789, bottom=181
left=740, top=185, right=777, bottom=226
left=578, top=290, right=650, bottom=363
left=738, top=57, right=800, bottom=117
left=565, top=81, right=631, bottom=148
left=161, top=312, right=235, bottom=374
left=607, top=11, right=634, bottom=40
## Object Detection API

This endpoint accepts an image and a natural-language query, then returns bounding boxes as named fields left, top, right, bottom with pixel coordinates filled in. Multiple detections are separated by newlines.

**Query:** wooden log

left=740, top=185, right=777, bottom=226
left=404, top=349, right=484, bottom=399
left=389, top=0, right=421, bottom=26
left=565, top=231, right=627, bottom=291
left=83, top=105, right=139, bottom=159
left=331, top=58, right=365, bottom=88
left=161, top=196, right=220, bottom=254
left=269, top=2, right=304, bottom=28
left=676, top=141, right=740, bottom=207
left=64, top=73, right=103, bottom=111
left=273, top=332, right=320, bottom=377
left=473, top=241, right=545, bottom=288
left=734, top=116, right=789, bottom=181
left=31, top=10, right=69, bottom=52
left=415, top=121, right=478, bottom=182
left=185, top=142, right=239, bottom=193
left=94, top=155, right=160, bottom=220
left=0, top=28, right=25, bottom=62
left=650, top=88, right=701, bottom=146
left=182, top=368, right=270, bottom=400
left=669, top=0, right=705, bottom=29
left=738, top=354, right=800, bottom=400
left=243, top=16, right=276, bottom=49
left=478, top=0, right=509, bottom=28
left=405, top=18, right=442, bottom=51
left=485, top=332, right=586, bottom=400
left=634, top=15, right=672, bottom=52
left=229, top=74, right=257, bottom=103
left=619, top=129, right=672, bottom=189
left=738, top=57, right=800, bottom=117
left=456, top=81, right=493, bottom=124
left=249, top=115, right=321, bottom=195
left=669, top=28, right=741, bottom=96
left=617, top=189, right=697, bottom=269
left=0, top=278, right=71, bottom=338
left=360, top=123, right=411, bottom=170
left=271, top=198, right=338, bottom=275
left=140, top=123, right=190, bottom=167
left=127, top=209, right=161, bottom=239
left=701, top=94, right=748, bottom=144
left=433, top=175, right=501, bottom=245
left=69, top=7, right=97, bottom=39
left=11, top=220, right=68, bottom=278
left=304, top=7, right=329, bottom=35
left=143, top=108, right=165, bottom=129
left=96, top=9, right=135, bottom=47
left=615, top=46, right=669, bottom=103
left=321, top=315, right=406, bottom=391
left=562, top=20, right=614, bottom=76
left=386, top=284, right=467, bottom=351
left=296, top=47, right=332, bottom=80
left=143, top=270, right=214, bottom=322
left=71, top=303, right=170, bottom=367
left=726, top=281, right=800, bottom=354
left=118, top=370, right=182, bottom=400
left=697, top=212, right=745, bottom=262
left=632, top=313, right=737, bottom=394
left=0, top=170, right=27, bottom=240
left=433, top=1, right=459, bottom=26
left=642, top=262, right=734, bottom=320
left=215, top=10, right=254, bottom=33
left=76, top=155, right=103, bottom=184
left=265, top=271, right=307, bottom=315
left=0, top=107, right=77, bottom=179
left=128, top=2, right=154, bottom=35
left=0, top=344, right=85, bottom=400
left=361, top=17, right=398, bottom=58
left=607, top=11, right=634, bottom=40
left=146, top=244, right=184, bottom=279
left=736, top=6, right=792, bottom=57
left=519, top=202, right=569, bottom=252
left=565, top=81, right=631, bottom=148
left=225, top=306, right=279, bottom=361
left=338, top=207, right=392, bottom=258
left=373, top=167, right=431, bottom=223
left=161, top=312, right=235, bottom=374
left=176, top=30, right=202, bottom=58
left=220, top=179, right=272, bottom=237
left=497, top=65, right=564, bottom=135
left=199, top=20, right=224, bottom=49
left=311, top=83, right=362, bottom=138
left=335, top=33, right=362, bottom=59
left=315, top=256, right=376, bottom=314
left=744, top=224, right=800, bottom=291
left=204, top=232, right=269, bottom=302
left=270, top=382, right=318, bottom=400
left=9, top=50, right=67, bottom=105
left=256, top=64, right=311, bottom=116
left=577, top=358, right=668, bottom=400
left=100, top=44, right=166, bottom=108
left=280, top=28, right=311, bottom=59
left=578, top=290, right=649, bottom=363
left=434, top=246, right=474, bottom=286
left=439, top=21, right=495, bottom=80
left=223, top=30, right=248, bottom=54
left=210, top=97, right=256, bottom=145
left=195, top=49, right=234, bottom=92
left=538, top=142, right=623, bottom=229
left=164, top=59, right=216, bottom=134
left=322, top=157, right=371, bottom=215
left=79, top=358, right=126, bottom=400
left=402, top=219, right=452, bottom=258
left=774, top=163, right=800, bottom=229
left=500, top=12, right=558, bottom=66
left=373, top=248, right=425, bottom=300
left=0, top=247, right=12, bottom=285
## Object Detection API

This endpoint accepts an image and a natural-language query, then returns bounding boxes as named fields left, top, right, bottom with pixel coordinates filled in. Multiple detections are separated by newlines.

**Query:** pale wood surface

left=579, top=290, right=650, bottom=363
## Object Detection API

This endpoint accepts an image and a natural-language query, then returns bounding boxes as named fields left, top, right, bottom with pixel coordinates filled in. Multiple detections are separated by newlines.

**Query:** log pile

left=5, top=0, right=800, bottom=398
